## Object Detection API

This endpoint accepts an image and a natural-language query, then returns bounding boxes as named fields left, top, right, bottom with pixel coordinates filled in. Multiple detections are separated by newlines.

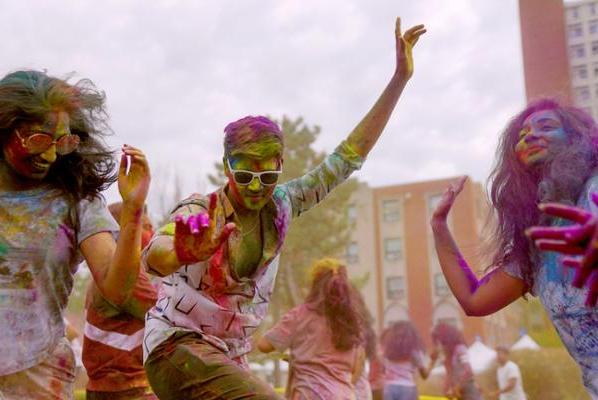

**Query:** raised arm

left=346, top=17, right=425, bottom=158
left=81, top=145, right=150, bottom=306
left=430, top=177, right=526, bottom=316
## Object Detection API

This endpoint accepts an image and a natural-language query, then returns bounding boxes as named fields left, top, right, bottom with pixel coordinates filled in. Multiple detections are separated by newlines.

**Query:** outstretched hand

left=395, top=17, right=426, bottom=81
left=173, top=192, right=237, bottom=264
left=118, top=145, right=150, bottom=210
left=527, top=193, right=598, bottom=306
left=431, top=176, right=467, bottom=224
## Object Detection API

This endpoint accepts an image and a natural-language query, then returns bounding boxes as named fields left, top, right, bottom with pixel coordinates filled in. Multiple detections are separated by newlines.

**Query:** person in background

left=431, top=323, right=481, bottom=400
left=257, top=258, right=367, bottom=400
left=378, top=320, right=436, bottom=400
left=490, top=346, right=526, bottom=400
left=82, top=202, right=158, bottom=400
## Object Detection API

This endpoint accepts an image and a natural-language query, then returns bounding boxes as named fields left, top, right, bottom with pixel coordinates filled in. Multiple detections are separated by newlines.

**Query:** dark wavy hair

left=0, top=70, right=117, bottom=206
left=381, top=320, right=425, bottom=362
left=486, top=98, right=598, bottom=287
left=306, top=258, right=365, bottom=351
left=431, top=322, right=466, bottom=363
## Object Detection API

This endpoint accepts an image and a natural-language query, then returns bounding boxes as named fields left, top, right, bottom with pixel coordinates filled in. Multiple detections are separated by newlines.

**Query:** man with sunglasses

left=142, top=18, right=426, bottom=399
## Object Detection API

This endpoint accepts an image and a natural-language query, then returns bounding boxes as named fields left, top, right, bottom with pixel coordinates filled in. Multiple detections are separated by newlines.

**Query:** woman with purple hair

left=431, top=323, right=480, bottom=400
left=430, top=99, right=598, bottom=398
left=378, top=320, right=437, bottom=400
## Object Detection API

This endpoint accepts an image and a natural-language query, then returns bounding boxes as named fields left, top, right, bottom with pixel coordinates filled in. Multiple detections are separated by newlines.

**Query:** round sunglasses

left=15, top=129, right=80, bottom=155
left=226, top=158, right=281, bottom=186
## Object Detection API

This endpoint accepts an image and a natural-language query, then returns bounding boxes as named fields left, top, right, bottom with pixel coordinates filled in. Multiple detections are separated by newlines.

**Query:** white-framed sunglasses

left=226, top=158, right=281, bottom=186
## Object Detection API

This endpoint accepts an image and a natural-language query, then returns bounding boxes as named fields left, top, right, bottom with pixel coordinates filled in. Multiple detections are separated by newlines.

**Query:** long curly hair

left=486, top=98, right=598, bottom=286
left=0, top=70, right=116, bottom=206
left=305, top=258, right=365, bottom=351
left=381, top=320, right=425, bottom=362
left=431, top=322, right=466, bottom=363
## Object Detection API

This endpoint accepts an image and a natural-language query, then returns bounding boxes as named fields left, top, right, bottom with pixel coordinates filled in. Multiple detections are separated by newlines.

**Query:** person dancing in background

left=431, top=323, right=480, bottom=400
left=0, top=70, right=150, bottom=399
left=257, top=258, right=367, bottom=400
left=82, top=202, right=158, bottom=400
left=377, top=320, right=437, bottom=400
left=430, top=99, right=598, bottom=397
left=141, top=16, right=426, bottom=400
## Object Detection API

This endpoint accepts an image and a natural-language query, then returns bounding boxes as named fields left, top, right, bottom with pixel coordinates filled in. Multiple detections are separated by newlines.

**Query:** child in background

left=82, top=202, right=158, bottom=400
left=379, top=320, right=436, bottom=400
left=257, top=258, right=367, bottom=400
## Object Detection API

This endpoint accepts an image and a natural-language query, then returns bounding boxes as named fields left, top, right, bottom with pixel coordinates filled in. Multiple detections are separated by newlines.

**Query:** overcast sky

left=1, top=0, right=525, bottom=212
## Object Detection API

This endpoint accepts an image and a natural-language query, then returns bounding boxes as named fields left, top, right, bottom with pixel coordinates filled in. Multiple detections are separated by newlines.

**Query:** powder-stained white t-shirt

left=0, top=186, right=117, bottom=376
left=497, top=361, right=526, bottom=400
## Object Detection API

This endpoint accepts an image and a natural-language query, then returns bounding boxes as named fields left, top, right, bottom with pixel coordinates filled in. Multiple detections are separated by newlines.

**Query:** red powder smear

left=208, top=247, right=226, bottom=285
left=58, top=355, right=68, bottom=368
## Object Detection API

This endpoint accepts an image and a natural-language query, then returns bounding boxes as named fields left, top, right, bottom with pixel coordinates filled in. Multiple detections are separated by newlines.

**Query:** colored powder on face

left=0, top=242, right=7, bottom=257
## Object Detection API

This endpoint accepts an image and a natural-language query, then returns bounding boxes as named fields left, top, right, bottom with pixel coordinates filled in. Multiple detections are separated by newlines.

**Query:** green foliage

left=516, top=297, right=564, bottom=348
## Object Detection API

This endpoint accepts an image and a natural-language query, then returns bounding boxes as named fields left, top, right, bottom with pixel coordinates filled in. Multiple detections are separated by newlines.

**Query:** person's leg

left=382, top=385, right=418, bottom=400
left=0, top=337, right=75, bottom=400
left=145, top=332, right=282, bottom=400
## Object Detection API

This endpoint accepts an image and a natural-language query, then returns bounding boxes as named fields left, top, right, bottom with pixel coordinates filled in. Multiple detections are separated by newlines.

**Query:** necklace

left=240, top=216, right=260, bottom=237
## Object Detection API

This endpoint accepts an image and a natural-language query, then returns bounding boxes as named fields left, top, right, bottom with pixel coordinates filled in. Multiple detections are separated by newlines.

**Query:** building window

left=571, top=44, right=586, bottom=59
left=346, top=241, right=359, bottom=264
left=591, top=4, right=597, bottom=15
left=386, top=276, right=405, bottom=300
left=347, top=204, right=357, bottom=223
left=575, top=65, right=588, bottom=79
left=434, top=273, right=450, bottom=296
left=569, top=7, right=579, bottom=19
left=384, top=238, right=402, bottom=262
left=593, top=41, right=598, bottom=55
left=382, top=199, right=400, bottom=222
left=591, top=20, right=598, bottom=34
left=575, top=86, right=591, bottom=103
left=569, top=23, right=583, bottom=39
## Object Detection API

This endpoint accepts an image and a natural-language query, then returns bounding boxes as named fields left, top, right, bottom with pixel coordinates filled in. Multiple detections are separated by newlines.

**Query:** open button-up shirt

left=142, top=140, right=363, bottom=362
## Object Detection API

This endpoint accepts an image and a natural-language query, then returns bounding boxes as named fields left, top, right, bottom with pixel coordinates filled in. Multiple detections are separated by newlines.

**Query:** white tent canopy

left=467, top=338, right=497, bottom=373
left=511, top=334, right=540, bottom=351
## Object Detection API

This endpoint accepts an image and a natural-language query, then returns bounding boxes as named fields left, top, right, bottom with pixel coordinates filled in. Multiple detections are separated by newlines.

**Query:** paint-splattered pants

left=145, top=332, right=282, bottom=400
left=86, top=387, right=158, bottom=400
left=0, top=337, right=75, bottom=400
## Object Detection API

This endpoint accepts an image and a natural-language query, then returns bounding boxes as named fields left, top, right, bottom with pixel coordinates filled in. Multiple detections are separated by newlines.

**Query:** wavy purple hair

left=487, top=98, right=598, bottom=286
left=381, top=320, right=425, bottom=362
